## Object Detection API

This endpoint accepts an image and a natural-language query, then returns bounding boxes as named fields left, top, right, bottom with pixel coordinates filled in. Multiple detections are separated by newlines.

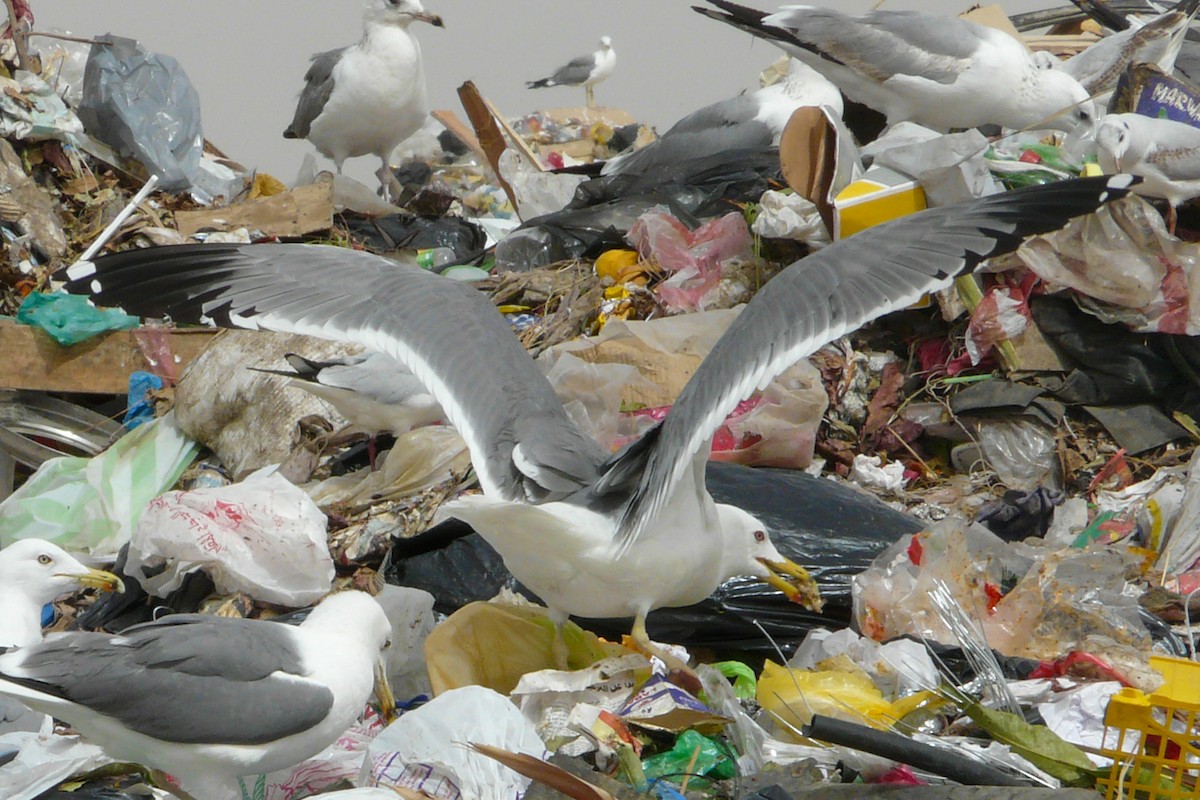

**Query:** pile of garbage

left=4, top=2, right=1200, bottom=800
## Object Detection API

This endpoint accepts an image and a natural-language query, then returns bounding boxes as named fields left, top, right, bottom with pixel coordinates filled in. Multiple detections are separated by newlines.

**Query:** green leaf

left=965, top=702, right=1103, bottom=787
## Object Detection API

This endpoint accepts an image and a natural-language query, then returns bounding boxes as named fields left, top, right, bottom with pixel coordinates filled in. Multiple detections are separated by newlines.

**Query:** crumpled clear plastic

left=861, top=123, right=998, bottom=206
left=628, top=207, right=753, bottom=312
left=852, top=517, right=1151, bottom=663
left=751, top=189, right=832, bottom=249
left=76, top=35, right=204, bottom=192
left=965, top=286, right=1028, bottom=366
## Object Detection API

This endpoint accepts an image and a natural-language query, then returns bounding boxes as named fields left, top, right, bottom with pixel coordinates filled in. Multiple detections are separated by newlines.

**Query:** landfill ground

left=2, top=1, right=1200, bottom=800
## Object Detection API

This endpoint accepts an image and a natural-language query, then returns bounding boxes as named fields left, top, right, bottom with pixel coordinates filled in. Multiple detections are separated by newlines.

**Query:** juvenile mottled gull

left=1059, top=0, right=1200, bottom=101
left=0, top=591, right=395, bottom=799
left=526, top=36, right=616, bottom=108
left=59, top=176, right=1134, bottom=675
left=284, top=0, right=443, bottom=196
left=1097, top=113, right=1200, bottom=233
left=696, top=0, right=1097, bottom=135
left=602, top=58, right=843, bottom=177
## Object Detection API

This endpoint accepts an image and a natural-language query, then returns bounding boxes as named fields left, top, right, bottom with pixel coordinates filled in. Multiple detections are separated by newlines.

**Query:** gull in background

left=1097, top=113, right=1200, bottom=233
left=527, top=36, right=616, bottom=109
left=60, top=176, right=1135, bottom=679
left=284, top=0, right=444, bottom=200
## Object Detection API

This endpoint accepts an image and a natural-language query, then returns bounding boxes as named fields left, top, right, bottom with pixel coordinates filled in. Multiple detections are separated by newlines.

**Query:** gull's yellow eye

left=37, top=554, right=52, bottom=565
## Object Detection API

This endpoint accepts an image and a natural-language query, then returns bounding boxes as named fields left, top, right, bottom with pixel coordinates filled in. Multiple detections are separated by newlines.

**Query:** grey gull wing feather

left=546, top=53, right=600, bottom=86
left=0, top=617, right=331, bottom=745
left=696, top=1, right=977, bottom=85
left=605, top=95, right=771, bottom=177
left=285, top=47, right=347, bottom=139
left=607, top=175, right=1139, bottom=552
left=61, top=245, right=605, bottom=503
left=284, top=351, right=430, bottom=405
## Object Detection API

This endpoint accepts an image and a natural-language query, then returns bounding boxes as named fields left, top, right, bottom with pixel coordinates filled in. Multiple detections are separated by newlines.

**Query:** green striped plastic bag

left=0, top=411, right=198, bottom=558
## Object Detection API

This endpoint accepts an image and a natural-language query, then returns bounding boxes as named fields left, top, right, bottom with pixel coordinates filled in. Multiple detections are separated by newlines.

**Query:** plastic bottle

left=416, top=247, right=457, bottom=271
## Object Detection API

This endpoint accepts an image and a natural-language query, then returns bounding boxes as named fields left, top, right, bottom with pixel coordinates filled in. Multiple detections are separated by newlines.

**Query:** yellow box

left=1097, top=655, right=1200, bottom=800
left=833, top=165, right=927, bottom=241
left=833, top=166, right=930, bottom=307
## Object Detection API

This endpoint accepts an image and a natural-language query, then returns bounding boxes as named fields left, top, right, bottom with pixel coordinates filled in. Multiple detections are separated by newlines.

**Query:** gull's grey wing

left=605, top=95, right=771, bottom=177
left=547, top=53, right=599, bottom=86
left=284, top=47, right=347, bottom=139
left=0, top=617, right=330, bottom=745
left=696, top=1, right=979, bottom=85
left=61, top=245, right=605, bottom=504
left=607, top=175, right=1139, bottom=551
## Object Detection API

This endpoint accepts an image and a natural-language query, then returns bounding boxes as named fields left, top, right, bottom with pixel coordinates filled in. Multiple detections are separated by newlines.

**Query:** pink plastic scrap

left=965, top=285, right=1029, bottom=366
left=628, top=208, right=753, bottom=313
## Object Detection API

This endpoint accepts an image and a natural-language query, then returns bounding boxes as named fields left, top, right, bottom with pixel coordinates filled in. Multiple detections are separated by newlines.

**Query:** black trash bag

left=341, top=214, right=488, bottom=263
left=76, top=35, right=204, bottom=192
left=383, top=461, right=922, bottom=654
left=1030, top=294, right=1197, bottom=451
left=495, top=148, right=783, bottom=272
left=71, top=542, right=216, bottom=633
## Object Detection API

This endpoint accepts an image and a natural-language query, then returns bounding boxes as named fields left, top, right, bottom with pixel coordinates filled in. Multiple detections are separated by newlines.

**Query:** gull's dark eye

left=37, top=554, right=52, bottom=565
left=753, top=530, right=767, bottom=543
left=384, top=638, right=393, bottom=649
left=1079, top=110, right=1091, bottom=122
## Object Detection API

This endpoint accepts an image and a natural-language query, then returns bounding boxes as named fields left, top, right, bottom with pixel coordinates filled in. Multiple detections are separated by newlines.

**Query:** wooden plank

left=457, top=80, right=520, bottom=214
left=0, top=319, right=219, bottom=394
left=174, top=181, right=334, bottom=238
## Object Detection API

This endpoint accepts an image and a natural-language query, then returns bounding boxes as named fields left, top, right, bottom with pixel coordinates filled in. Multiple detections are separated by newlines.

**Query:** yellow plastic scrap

left=756, top=660, right=940, bottom=741
left=248, top=173, right=287, bottom=199
left=595, top=249, right=647, bottom=285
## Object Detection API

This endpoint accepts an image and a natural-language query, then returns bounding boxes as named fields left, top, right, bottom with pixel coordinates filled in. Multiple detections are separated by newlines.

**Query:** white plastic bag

left=129, top=467, right=334, bottom=606
left=361, top=685, right=548, bottom=800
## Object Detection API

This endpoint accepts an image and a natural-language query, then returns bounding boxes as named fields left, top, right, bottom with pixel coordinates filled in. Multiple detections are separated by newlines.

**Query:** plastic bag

left=751, top=189, right=831, bottom=249
left=76, top=35, right=204, bottom=192
left=0, top=413, right=197, bottom=558
left=0, top=71, right=83, bottom=143
left=360, top=685, right=549, bottom=800
left=861, top=123, right=997, bottom=206
left=0, top=732, right=111, bottom=800
left=129, top=468, right=334, bottom=606
left=629, top=208, right=753, bottom=312
left=498, top=149, right=586, bottom=220
left=964, top=287, right=1028, bottom=366
left=16, top=292, right=138, bottom=346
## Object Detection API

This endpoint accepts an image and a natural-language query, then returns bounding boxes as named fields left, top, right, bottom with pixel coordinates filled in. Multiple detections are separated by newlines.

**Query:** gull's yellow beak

left=756, top=557, right=822, bottom=612
left=374, top=660, right=397, bottom=724
left=59, top=567, right=125, bottom=595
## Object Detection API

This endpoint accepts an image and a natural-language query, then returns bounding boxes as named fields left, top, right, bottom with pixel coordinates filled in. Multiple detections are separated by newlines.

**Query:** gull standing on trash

left=1097, top=113, right=1200, bottom=234
left=602, top=58, right=843, bottom=177
left=0, top=540, right=123, bottom=732
left=526, top=36, right=616, bottom=109
left=254, top=351, right=445, bottom=467
left=0, top=590, right=395, bottom=799
left=696, top=0, right=1097, bottom=136
left=1056, top=0, right=1200, bottom=101
left=59, top=176, right=1135, bottom=679
left=284, top=0, right=444, bottom=200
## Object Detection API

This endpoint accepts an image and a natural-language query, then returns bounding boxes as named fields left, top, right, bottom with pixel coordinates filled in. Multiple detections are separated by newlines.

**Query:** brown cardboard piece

left=780, top=106, right=837, bottom=234
left=0, top=319, right=217, bottom=394
left=174, top=181, right=334, bottom=238
left=960, top=4, right=1025, bottom=45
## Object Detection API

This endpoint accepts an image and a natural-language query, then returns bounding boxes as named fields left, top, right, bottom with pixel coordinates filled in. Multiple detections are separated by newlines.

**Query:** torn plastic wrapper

left=852, top=518, right=1153, bottom=669
left=129, top=467, right=335, bottom=606
left=965, top=286, right=1029, bottom=366
left=1019, top=196, right=1200, bottom=334
left=628, top=208, right=753, bottom=313
left=860, top=123, right=998, bottom=206
left=76, top=35, right=204, bottom=193
left=498, top=149, right=586, bottom=220
left=360, top=685, right=549, bottom=800
left=751, top=189, right=832, bottom=249
left=0, top=732, right=112, bottom=800
left=0, top=71, right=83, bottom=143
left=0, top=412, right=197, bottom=558
left=385, top=462, right=922, bottom=653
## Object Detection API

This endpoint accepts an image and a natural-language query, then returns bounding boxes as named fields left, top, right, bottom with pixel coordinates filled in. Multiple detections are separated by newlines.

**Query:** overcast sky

left=32, top=1, right=1054, bottom=186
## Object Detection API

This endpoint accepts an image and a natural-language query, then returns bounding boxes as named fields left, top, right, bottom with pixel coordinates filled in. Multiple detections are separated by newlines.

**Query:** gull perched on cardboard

left=59, top=176, right=1135, bottom=681
left=696, top=0, right=1097, bottom=136
left=527, top=36, right=616, bottom=108
left=284, top=0, right=443, bottom=199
